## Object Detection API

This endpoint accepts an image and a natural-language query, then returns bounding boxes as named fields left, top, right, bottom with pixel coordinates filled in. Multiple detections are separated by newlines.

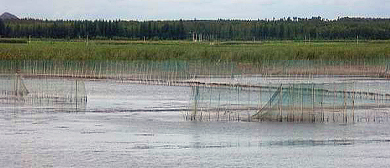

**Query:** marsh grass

left=0, top=40, right=389, bottom=65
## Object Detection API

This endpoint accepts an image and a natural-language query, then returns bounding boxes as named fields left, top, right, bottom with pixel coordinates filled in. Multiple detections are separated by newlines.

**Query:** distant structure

left=0, top=12, right=19, bottom=20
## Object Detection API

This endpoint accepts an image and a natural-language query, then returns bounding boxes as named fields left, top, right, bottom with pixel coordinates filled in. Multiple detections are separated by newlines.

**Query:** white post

left=357, top=35, right=359, bottom=45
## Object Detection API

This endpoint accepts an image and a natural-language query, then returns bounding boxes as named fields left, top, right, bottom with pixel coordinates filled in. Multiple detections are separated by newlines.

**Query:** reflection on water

left=1, top=79, right=390, bottom=168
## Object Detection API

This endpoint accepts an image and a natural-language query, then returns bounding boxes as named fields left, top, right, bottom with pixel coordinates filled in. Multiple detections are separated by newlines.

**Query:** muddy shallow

left=1, top=77, right=390, bottom=168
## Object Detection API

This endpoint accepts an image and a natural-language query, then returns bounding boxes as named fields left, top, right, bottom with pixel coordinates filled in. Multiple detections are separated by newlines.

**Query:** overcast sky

left=1, top=0, right=389, bottom=20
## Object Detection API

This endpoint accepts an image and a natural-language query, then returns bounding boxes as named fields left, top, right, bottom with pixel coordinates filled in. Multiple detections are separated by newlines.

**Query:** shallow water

left=1, top=78, right=390, bottom=168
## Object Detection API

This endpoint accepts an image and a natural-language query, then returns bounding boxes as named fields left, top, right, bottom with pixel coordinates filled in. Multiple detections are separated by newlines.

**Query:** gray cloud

left=0, top=0, right=388, bottom=20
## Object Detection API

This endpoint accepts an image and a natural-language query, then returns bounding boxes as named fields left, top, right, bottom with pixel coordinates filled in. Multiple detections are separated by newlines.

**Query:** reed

left=0, top=40, right=390, bottom=64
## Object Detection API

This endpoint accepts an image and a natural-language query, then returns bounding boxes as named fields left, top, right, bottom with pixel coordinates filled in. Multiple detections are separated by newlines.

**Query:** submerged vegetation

left=0, top=39, right=389, bottom=64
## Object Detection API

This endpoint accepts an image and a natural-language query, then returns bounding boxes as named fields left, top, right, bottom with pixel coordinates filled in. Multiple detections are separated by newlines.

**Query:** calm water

left=1, top=79, right=390, bottom=168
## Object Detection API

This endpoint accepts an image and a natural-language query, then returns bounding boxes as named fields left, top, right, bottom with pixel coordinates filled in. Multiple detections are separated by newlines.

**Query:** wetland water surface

left=1, top=78, right=390, bottom=168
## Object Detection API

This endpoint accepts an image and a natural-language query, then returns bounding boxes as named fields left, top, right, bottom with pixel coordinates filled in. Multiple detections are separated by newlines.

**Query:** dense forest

left=1, top=17, right=390, bottom=41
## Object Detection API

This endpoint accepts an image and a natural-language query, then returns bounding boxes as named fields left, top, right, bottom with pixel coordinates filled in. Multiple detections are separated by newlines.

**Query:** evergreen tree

left=1, top=17, right=390, bottom=40
left=0, top=19, right=4, bottom=36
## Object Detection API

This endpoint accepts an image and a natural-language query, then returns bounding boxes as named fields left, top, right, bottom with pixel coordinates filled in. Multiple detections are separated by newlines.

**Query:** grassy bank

left=0, top=38, right=28, bottom=44
left=0, top=39, right=390, bottom=64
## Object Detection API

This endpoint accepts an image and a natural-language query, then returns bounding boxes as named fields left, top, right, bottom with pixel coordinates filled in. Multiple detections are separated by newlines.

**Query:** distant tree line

left=1, top=16, right=390, bottom=40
